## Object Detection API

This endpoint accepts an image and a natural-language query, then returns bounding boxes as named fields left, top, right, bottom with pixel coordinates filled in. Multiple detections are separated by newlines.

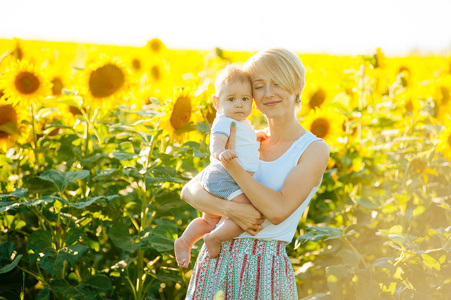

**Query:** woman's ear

left=212, top=95, right=220, bottom=110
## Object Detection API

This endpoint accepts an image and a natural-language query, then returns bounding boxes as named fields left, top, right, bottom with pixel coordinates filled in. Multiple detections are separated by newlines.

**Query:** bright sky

left=1, top=0, right=451, bottom=55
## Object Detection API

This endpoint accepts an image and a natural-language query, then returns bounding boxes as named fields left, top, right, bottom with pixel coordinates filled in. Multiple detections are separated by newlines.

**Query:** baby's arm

left=210, top=133, right=238, bottom=163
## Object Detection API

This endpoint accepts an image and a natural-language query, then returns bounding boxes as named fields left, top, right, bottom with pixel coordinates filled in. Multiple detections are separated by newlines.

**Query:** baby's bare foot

left=174, top=237, right=191, bottom=268
left=204, top=233, right=222, bottom=259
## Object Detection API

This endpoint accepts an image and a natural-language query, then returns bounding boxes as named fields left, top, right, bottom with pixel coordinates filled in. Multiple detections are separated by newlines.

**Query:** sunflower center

left=151, top=65, right=161, bottom=81
left=170, top=96, right=192, bottom=130
left=52, top=77, right=64, bottom=95
left=440, top=86, right=449, bottom=105
left=0, top=105, right=18, bottom=138
left=405, top=99, right=413, bottom=112
left=132, top=59, right=141, bottom=71
left=311, top=117, right=330, bottom=138
left=89, top=64, right=125, bottom=98
left=149, top=39, right=163, bottom=52
left=15, top=71, right=40, bottom=94
left=309, top=88, right=326, bottom=109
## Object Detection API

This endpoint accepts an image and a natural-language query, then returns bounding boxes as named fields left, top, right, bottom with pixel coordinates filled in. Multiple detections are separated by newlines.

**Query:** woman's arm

left=224, top=140, right=330, bottom=225
left=180, top=124, right=264, bottom=234
left=180, top=174, right=264, bottom=235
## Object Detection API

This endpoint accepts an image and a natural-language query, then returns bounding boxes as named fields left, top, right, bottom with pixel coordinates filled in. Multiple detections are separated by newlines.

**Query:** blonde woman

left=181, top=48, right=330, bottom=299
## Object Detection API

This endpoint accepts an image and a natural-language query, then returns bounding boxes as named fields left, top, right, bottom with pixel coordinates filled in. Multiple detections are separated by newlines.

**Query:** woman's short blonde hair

left=244, top=48, right=306, bottom=100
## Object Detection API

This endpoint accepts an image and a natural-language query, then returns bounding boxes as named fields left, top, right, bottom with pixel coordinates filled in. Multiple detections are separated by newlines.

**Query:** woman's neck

left=266, top=115, right=305, bottom=143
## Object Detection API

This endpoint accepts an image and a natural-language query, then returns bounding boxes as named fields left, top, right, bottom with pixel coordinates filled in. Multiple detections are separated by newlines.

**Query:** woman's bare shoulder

left=298, top=139, right=330, bottom=165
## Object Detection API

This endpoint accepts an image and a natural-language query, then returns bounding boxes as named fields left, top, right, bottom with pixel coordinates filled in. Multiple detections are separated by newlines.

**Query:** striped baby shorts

left=199, top=163, right=243, bottom=200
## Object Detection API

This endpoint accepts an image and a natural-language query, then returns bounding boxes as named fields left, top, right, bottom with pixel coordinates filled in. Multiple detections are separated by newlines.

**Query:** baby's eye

left=228, top=97, right=235, bottom=101
left=242, top=97, right=250, bottom=101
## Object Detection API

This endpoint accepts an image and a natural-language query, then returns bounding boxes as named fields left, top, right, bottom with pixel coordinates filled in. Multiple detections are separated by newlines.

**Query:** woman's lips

left=263, top=101, right=280, bottom=106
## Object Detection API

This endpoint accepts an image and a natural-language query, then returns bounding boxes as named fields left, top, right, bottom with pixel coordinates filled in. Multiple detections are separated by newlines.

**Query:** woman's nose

left=265, top=85, right=274, bottom=97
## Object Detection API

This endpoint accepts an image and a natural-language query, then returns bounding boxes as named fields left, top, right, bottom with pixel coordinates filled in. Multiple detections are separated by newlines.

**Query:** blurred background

left=2, top=0, right=451, bottom=55
left=1, top=1, right=451, bottom=300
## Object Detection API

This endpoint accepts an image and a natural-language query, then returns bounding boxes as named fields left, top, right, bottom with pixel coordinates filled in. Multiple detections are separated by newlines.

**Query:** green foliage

left=292, top=63, right=451, bottom=299
left=0, top=103, right=204, bottom=299
left=1, top=53, right=450, bottom=300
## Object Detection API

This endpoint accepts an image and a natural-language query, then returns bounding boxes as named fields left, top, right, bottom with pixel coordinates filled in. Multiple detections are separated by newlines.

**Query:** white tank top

left=238, top=131, right=323, bottom=243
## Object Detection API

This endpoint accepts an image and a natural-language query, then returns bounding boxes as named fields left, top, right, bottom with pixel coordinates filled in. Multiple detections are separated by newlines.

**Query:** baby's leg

left=204, top=193, right=249, bottom=258
left=175, top=213, right=221, bottom=268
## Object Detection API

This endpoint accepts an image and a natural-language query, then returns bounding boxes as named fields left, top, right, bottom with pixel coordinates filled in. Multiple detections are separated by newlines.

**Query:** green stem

left=125, top=275, right=138, bottom=300
left=142, top=277, right=156, bottom=296
left=84, top=117, right=90, bottom=158
left=16, top=265, right=51, bottom=289
left=343, top=236, right=369, bottom=269
left=136, top=182, right=148, bottom=299
left=30, top=104, right=40, bottom=173
left=31, top=207, right=51, bottom=232
left=136, top=249, right=145, bottom=300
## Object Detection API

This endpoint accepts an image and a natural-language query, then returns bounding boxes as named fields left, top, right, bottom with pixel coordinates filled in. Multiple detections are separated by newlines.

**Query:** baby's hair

left=215, top=64, right=251, bottom=98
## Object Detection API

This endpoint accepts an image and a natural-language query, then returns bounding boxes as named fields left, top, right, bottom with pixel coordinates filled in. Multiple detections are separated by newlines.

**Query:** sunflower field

left=0, top=38, right=450, bottom=300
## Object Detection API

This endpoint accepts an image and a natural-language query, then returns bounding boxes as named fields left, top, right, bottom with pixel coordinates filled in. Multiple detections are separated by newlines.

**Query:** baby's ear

left=212, top=95, right=220, bottom=110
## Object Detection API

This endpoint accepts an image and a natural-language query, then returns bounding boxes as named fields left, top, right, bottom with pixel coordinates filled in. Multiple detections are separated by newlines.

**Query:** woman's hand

left=255, top=128, right=269, bottom=143
left=225, top=201, right=265, bottom=236
left=181, top=175, right=264, bottom=235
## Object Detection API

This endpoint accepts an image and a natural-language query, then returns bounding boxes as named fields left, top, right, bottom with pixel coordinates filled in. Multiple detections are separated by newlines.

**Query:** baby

left=174, top=64, right=260, bottom=267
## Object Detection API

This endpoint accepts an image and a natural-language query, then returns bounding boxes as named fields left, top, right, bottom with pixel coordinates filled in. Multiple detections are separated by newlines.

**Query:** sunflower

left=436, top=123, right=451, bottom=161
left=396, top=90, right=422, bottom=117
left=0, top=89, right=6, bottom=102
left=203, top=103, right=216, bottom=125
left=302, top=108, right=344, bottom=146
left=131, top=58, right=142, bottom=72
left=374, top=47, right=386, bottom=69
left=433, top=78, right=451, bottom=124
left=146, top=38, right=165, bottom=53
left=12, top=38, right=24, bottom=61
left=82, top=55, right=130, bottom=107
left=159, top=90, right=202, bottom=142
left=51, top=76, right=64, bottom=96
left=308, top=87, right=327, bottom=109
left=150, top=64, right=162, bottom=82
left=0, top=105, right=28, bottom=152
left=1, top=59, right=51, bottom=108
left=397, top=65, right=411, bottom=87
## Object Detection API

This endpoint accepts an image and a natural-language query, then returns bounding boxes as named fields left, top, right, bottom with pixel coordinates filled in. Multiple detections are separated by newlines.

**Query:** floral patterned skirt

left=186, top=238, right=297, bottom=300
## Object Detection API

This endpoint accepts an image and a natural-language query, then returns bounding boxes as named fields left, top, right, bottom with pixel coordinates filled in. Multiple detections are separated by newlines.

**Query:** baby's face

left=217, top=81, right=253, bottom=121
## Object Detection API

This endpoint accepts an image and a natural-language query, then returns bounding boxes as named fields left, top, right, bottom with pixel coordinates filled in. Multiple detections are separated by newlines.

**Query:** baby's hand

left=256, top=129, right=269, bottom=143
left=219, top=150, right=238, bottom=163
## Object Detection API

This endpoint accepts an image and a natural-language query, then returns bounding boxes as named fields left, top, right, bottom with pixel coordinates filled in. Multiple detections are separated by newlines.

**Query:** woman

left=181, top=48, right=330, bottom=299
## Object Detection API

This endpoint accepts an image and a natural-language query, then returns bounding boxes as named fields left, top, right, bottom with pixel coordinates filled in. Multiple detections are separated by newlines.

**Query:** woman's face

left=251, top=72, right=296, bottom=119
